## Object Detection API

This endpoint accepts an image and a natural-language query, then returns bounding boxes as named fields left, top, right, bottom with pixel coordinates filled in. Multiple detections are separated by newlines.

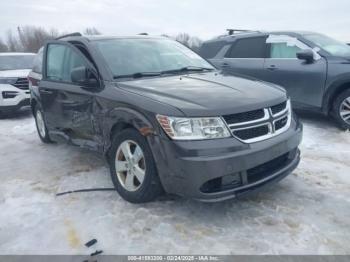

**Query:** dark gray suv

left=28, top=34, right=302, bottom=203
left=200, top=30, right=350, bottom=129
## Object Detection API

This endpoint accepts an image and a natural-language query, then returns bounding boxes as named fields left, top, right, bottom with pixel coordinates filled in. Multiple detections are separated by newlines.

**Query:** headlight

left=157, top=115, right=231, bottom=140
left=0, top=78, right=17, bottom=85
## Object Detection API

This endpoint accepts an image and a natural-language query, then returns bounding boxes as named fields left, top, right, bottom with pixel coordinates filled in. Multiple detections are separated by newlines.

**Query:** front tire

left=332, top=89, right=350, bottom=130
left=108, top=128, right=164, bottom=203
left=34, top=106, right=52, bottom=143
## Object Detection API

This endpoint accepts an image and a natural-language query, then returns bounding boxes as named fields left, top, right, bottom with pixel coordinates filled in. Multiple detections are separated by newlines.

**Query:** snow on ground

left=0, top=109, right=349, bottom=255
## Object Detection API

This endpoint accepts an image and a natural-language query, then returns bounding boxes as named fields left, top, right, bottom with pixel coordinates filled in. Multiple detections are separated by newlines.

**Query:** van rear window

left=199, top=41, right=226, bottom=59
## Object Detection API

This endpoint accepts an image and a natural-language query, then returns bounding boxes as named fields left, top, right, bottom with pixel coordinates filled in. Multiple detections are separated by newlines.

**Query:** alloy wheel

left=340, top=97, right=350, bottom=125
left=36, top=110, right=46, bottom=138
left=115, top=140, right=146, bottom=192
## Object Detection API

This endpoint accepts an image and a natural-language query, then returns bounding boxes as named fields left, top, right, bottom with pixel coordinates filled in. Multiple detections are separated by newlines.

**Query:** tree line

left=0, top=26, right=203, bottom=53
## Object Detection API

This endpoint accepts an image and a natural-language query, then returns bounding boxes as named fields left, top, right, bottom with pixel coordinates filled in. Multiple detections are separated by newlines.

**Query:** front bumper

left=150, top=117, right=303, bottom=201
left=0, top=84, right=30, bottom=112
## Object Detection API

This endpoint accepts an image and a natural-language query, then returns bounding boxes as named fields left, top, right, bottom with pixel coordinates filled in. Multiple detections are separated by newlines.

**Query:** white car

left=0, top=52, right=35, bottom=115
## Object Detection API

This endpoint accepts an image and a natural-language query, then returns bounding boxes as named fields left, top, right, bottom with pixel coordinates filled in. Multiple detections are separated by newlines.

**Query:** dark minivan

left=28, top=34, right=302, bottom=203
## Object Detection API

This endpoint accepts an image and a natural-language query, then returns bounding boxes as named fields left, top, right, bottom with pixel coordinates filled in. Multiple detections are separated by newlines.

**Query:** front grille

left=275, top=116, right=288, bottom=131
left=247, top=151, right=292, bottom=184
left=12, top=78, right=29, bottom=90
left=224, top=100, right=290, bottom=143
left=233, top=125, right=269, bottom=140
left=223, top=109, right=265, bottom=125
left=271, top=101, right=287, bottom=115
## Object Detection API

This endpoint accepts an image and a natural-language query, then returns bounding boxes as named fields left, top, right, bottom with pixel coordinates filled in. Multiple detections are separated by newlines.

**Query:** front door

left=40, top=42, right=95, bottom=140
left=262, top=35, right=327, bottom=109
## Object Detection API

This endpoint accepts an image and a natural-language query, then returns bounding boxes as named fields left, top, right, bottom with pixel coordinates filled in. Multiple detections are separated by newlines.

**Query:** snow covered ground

left=0, top=109, right=349, bottom=255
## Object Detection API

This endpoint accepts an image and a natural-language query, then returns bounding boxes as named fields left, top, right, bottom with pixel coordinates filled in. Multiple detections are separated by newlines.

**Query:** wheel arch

left=103, top=107, right=158, bottom=157
left=323, top=80, right=350, bottom=114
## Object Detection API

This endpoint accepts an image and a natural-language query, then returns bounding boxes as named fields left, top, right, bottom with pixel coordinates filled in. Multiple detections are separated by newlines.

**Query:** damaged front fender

left=102, top=106, right=159, bottom=155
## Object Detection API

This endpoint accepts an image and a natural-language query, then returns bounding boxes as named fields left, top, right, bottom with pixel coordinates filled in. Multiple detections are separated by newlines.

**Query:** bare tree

left=83, top=27, right=101, bottom=35
left=187, top=36, right=203, bottom=53
left=2, top=26, right=203, bottom=54
left=175, top=33, right=191, bottom=47
left=17, top=26, right=59, bottom=53
left=0, top=38, right=8, bottom=52
left=6, top=30, right=21, bottom=52
left=2, top=26, right=102, bottom=53
left=2, top=26, right=60, bottom=53
left=174, top=33, right=203, bottom=53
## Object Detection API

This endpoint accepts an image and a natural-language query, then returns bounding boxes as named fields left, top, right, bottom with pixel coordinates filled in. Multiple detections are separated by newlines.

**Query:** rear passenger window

left=226, top=37, right=267, bottom=58
left=46, top=44, right=66, bottom=81
left=46, top=44, right=88, bottom=82
left=199, top=41, right=226, bottom=59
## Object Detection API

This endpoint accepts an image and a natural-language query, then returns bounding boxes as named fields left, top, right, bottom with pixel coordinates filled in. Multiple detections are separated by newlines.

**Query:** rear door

left=40, top=41, right=96, bottom=140
left=262, top=34, right=327, bottom=109
left=221, top=36, right=268, bottom=79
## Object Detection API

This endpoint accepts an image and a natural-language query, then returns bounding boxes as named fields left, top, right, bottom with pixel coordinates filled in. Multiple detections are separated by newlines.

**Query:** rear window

left=225, top=37, right=267, bottom=58
left=199, top=41, right=226, bottom=59
left=0, top=55, right=35, bottom=70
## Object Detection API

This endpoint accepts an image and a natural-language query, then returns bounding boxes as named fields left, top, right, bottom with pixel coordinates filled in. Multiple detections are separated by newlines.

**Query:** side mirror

left=71, top=66, right=99, bottom=89
left=297, top=49, right=314, bottom=63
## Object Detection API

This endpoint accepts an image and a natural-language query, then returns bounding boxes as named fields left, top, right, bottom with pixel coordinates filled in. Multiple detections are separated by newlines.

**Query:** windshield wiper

left=161, top=66, right=215, bottom=75
left=114, top=72, right=161, bottom=79
left=113, top=66, right=215, bottom=79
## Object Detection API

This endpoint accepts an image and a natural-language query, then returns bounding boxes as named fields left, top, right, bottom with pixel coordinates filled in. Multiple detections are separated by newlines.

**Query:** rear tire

left=108, top=128, right=164, bottom=203
left=34, top=106, right=52, bottom=143
left=332, top=89, right=350, bottom=130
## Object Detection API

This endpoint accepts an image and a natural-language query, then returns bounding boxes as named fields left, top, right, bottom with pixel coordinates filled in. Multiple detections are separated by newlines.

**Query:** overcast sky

left=0, top=0, right=349, bottom=41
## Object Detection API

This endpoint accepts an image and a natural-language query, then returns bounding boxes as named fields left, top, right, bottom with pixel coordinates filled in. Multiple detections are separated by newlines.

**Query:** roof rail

left=226, top=29, right=257, bottom=35
left=55, top=32, right=82, bottom=40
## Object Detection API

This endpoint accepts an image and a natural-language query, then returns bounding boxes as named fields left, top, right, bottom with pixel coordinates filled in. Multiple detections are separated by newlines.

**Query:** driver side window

left=63, top=48, right=86, bottom=82
left=266, top=34, right=311, bottom=59
left=46, top=44, right=66, bottom=81
left=269, top=42, right=302, bottom=58
left=46, top=44, right=87, bottom=83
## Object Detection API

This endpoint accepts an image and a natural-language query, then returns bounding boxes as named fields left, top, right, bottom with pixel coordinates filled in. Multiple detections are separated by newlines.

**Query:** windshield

left=303, top=33, right=350, bottom=57
left=93, top=38, right=214, bottom=78
left=0, top=55, right=35, bottom=71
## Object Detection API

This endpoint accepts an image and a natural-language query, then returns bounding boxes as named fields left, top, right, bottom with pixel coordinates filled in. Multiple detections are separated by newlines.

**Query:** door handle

left=40, top=89, right=53, bottom=94
left=267, top=65, right=278, bottom=71
left=222, top=63, right=230, bottom=68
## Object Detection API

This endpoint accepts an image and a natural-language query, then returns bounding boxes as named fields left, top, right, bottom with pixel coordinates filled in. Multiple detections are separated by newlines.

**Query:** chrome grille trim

left=270, top=105, right=288, bottom=118
left=225, top=100, right=291, bottom=143
left=227, top=108, right=270, bottom=128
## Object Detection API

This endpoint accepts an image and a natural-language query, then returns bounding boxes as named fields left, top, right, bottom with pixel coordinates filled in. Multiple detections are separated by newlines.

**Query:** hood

left=0, top=69, right=31, bottom=78
left=117, top=72, right=287, bottom=116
